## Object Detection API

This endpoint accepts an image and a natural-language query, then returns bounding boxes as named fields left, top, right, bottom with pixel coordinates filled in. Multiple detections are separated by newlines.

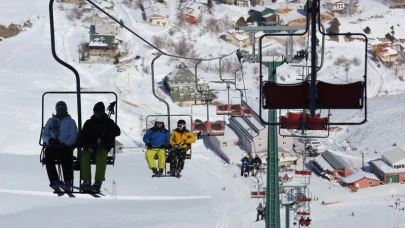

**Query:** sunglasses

left=177, top=125, right=184, bottom=127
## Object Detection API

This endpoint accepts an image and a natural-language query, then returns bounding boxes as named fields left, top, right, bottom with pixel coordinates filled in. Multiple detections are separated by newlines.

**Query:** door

left=386, top=175, right=399, bottom=184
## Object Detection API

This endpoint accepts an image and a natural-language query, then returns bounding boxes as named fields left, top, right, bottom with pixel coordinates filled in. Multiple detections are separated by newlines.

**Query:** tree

left=246, top=15, right=256, bottom=24
left=236, top=17, right=247, bottom=26
left=157, top=0, right=165, bottom=3
left=363, top=26, right=371, bottom=34
left=344, top=0, right=359, bottom=17
left=331, top=18, right=340, bottom=27
left=385, top=33, right=396, bottom=43
left=119, top=19, right=124, bottom=28
left=329, top=23, right=339, bottom=34
left=304, top=0, right=313, bottom=14
left=208, top=0, right=213, bottom=10
left=272, top=0, right=277, bottom=2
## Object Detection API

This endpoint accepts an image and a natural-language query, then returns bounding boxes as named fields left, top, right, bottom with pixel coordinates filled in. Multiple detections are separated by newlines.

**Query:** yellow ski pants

left=145, top=148, right=166, bottom=170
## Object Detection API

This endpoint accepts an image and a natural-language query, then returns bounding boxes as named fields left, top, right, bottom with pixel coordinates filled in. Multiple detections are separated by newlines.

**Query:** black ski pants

left=45, top=146, right=73, bottom=182
left=257, top=211, right=264, bottom=221
left=169, top=148, right=186, bottom=171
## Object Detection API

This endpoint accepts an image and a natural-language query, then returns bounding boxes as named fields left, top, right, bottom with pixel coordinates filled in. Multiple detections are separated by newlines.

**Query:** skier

left=252, top=154, right=262, bottom=176
left=256, top=203, right=265, bottom=221
left=42, top=101, right=78, bottom=189
left=143, top=117, right=170, bottom=176
left=80, top=102, right=120, bottom=193
left=352, top=212, right=354, bottom=216
left=240, top=153, right=253, bottom=177
left=168, top=119, right=196, bottom=176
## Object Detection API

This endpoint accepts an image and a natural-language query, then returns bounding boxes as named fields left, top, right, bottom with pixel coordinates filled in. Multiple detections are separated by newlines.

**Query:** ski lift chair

left=208, top=121, right=225, bottom=136
left=250, top=183, right=266, bottom=198
left=39, top=92, right=118, bottom=169
left=216, top=104, right=230, bottom=115
left=192, top=120, right=209, bottom=136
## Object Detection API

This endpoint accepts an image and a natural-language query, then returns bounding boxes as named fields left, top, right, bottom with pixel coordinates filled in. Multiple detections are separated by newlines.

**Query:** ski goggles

left=177, top=124, right=185, bottom=128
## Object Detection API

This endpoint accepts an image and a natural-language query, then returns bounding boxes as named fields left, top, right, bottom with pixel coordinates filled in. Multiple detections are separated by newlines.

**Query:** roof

left=314, top=155, right=334, bottom=172
left=382, top=147, right=405, bottom=165
left=380, top=48, right=398, bottom=56
left=342, top=171, right=379, bottom=183
left=321, top=150, right=350, bottom=170
left=235, top=34, right=249, bottom=41
left=371, top=159, right=405, bottom=174
left=165, top=62, right=196, bottom=82
left=89, top=34, right=117, bottom=48
left=144, top=3, right=169, bottom=18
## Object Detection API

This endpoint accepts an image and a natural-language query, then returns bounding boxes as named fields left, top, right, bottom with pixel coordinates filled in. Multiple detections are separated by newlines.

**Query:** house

left=88, top=34, right=118, bottom=58
left=370, top=147, right=405, bottom=184
left=226, top=29, right=250, bottom=48
left=325, top=0, right=348, bottom=11
left=82, top=4, right=93, bottom=13
left=394, top=43, right=405, bottom=57
left=277, top=148, right=299, bottom=167
left=163, top=62, right=217, bottom=105
left=179, top=1, right=205, bottom=24
left=94, top=18, right=119, bottom=35
left=341, top=171, right=380, bottom=189
left=144, top=4, right=169, bottom=27
left=312, top=150, right=353, bottom=180
left=252, top=8, right=284, bottom=34
left=281, top=173, right=293, bottom=182
left=61, top=0, right=84, bottom=5
left=95, top=0, right=114, bottom=10
left=237, top=0, right=250, bottom=7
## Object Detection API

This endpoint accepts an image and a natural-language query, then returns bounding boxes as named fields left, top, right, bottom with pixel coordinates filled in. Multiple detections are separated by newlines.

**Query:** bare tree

left=345, top=0, right=359, bottom=17
left=152, top=36, right=164, bottom=49
left=345, top=62, right=350, bottom=82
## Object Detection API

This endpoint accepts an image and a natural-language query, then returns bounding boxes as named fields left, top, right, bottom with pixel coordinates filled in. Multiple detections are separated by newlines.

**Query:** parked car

left=117, top=67, right=126, bottom=72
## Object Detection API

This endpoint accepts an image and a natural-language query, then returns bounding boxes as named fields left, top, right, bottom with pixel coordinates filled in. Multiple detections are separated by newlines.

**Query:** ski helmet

left=177, top=119, right=186, bottom=128
left=55, top=101, right=67, bottom=111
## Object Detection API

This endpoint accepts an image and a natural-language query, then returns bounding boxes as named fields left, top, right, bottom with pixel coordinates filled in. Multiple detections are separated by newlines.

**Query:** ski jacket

left=80, top=113, right=120, bottom=151
left=252, top=157, right=262, bottom=165
left=241, top=156, right=253, bottom=165
left=143, top=124, right=170, bottom=148
left=169, top=128, right=196, bottom=149
left=42, top=115, right=78, bottom=146
left=257, top=206, right=264, bottom=213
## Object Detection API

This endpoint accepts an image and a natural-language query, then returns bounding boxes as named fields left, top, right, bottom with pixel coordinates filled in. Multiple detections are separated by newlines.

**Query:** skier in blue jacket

left=241, top=153, right=253, bottom=176
left=143, top=117, right=170, bottom=176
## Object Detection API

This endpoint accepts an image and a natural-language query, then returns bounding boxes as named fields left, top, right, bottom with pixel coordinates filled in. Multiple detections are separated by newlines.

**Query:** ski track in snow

left=0, top=188, right=211, bottom=200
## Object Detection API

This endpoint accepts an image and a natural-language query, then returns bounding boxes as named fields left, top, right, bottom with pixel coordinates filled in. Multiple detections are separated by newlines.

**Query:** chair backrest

left=263, top=81, right=310, bottom=109
left=316, top=81, right=364, bottom=109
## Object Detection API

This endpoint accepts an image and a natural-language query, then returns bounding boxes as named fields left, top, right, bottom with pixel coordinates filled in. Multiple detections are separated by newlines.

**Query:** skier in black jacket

left=252, top=154, right=262, bottom=176
left=80, top=102, right=120, bottom=192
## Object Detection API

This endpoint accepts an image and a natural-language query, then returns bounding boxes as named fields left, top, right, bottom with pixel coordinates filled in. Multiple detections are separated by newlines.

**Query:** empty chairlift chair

left=263, top=81, right=310, bottom=109
left=208, top=121, right=224, bottom=136
left=230, top=104, right=242, bottom=116
left=241, top=108, right=253, bottom=118
left=192, top=121, right=208, bottom=136
left=280, top=111, right=303, bottom=129
left=216, top=104, right=230, bottom=115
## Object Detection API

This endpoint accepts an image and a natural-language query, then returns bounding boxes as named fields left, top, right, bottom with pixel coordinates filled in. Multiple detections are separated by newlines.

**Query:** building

left=325, top=1, right=348, bottom=11
left=236, top=0, right=250, bottom=7
left=163, top=62, right=217, bottom=105
left=252, top=8, right=284, bottom=34
left=341, top=171, right=380, bottom=189
left=312, top=150, right=353, bottom=180
left=394, top=43, right=405, bottom=57
left=144, top=4, right=169, bottom=27
left=179, top=1, right=205, bottom=24
left=226, top=29, right=250, bottom=48
left=371, top=147, right=405, bottom=184
left=88, top=34, right=118, bottom=58
left=82, top=4, right=93, bottom=13
left=94, top=18, right=119, bottom=35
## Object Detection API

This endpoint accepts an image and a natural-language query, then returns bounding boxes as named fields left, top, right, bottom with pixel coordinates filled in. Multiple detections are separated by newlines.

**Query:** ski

left=58, top=184, right=76, bottom=198
left=71, top=185, right=104, bottom=197
left=50, top=185, right=64, bottom=197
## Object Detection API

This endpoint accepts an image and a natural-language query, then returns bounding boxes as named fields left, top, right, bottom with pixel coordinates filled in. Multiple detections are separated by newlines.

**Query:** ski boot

left=158, top=169, right=164, bottom=176
left=91, top=181, right=102, bottom=193
left=81, top=180, right=92, bottom=192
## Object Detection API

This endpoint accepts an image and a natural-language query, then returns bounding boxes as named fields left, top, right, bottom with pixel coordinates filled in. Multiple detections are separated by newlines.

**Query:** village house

left=226, top=29, right=250, bottom=48
left=394, top=43, right=405, bottom=57
left=325, top=0, right=348, bottom=11
left=163, top=62, right=217, bottom=106
left=252, top=8, right=284, bottom=34
left=94, top=18, right=119, bottom=35
left=82, top=4, right=93, bottom=13
left=341, top=171, right=380, bottom=189
left=237, top=0, right=251, bottom=7
left=312, top=150, right=353, bottom=180
left=179, top=1, right=205, bottom=24
left=370, top=147, right=405, bottom=184
left=144, top=4, right=169, bottom=27
left=371, top=42, right=399, bottom=65
left=87, top=34, right=118, bottom=59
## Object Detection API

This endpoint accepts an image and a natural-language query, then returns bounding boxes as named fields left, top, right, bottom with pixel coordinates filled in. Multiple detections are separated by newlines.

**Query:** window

left=179, top=93, right=184, bottom=99
left=222, top=142, right=227, bottom=147
left=258, top=144, right=262, bottom=146
left=369, top=181, right=372, bottom=185
left=283, top=142, right=286, bottom=145
left=394, top=165, right=397, bottom=169
left=258, top=138, right=261, bottom=141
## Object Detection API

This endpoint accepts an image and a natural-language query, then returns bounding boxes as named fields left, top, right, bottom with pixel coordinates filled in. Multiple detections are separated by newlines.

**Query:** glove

left=146, top=143, right=153, bottom=148
left=161, top=144, right=170, bottom=149
left=88, top=148, right=95, bottom=154
left=97, top=138, right=102, bottom=145
left=49, top=139, right=60, bottom=145
left=174, top=144, right=179, bottom=149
